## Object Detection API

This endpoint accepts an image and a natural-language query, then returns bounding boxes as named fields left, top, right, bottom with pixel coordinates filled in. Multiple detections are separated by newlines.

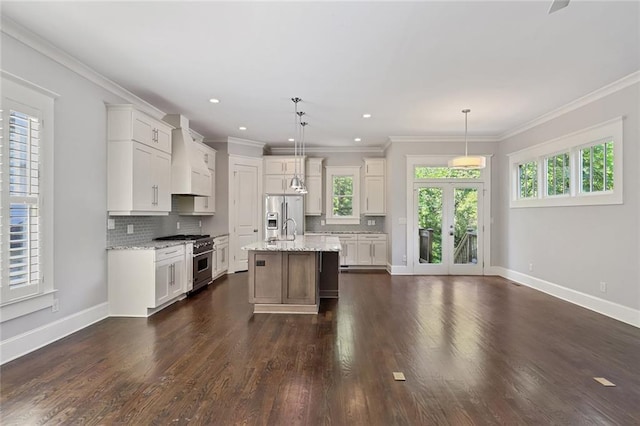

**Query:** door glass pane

left=453, top=188, right=478, bottom=265
left=417, top=188, right=442, bottom=264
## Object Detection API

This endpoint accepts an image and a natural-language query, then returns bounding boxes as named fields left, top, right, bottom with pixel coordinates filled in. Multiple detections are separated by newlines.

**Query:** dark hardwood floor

left=2, top=273, right=639, bottom=425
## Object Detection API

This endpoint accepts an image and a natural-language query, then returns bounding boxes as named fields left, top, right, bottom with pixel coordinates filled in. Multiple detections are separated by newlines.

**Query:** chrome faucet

left=283, top=217, right=297, bottom=241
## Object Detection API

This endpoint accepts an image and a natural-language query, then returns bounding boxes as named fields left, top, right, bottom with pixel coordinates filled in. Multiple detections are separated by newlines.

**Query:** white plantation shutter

left=1, top=108, right=42, bottom=301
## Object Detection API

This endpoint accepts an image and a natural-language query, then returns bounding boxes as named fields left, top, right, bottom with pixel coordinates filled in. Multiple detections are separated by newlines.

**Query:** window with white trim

left=517, top=161, right=538, bottom=199
left=545, top=152, right=570, bottom=196
left=508, top=117, right=623, bottom=208
left=325, top=166, right=360, bottom=224
left=1, top=74, right=56, bottom=319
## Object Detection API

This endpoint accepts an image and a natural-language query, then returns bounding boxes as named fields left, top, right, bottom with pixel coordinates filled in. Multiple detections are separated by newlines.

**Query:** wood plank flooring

left=2, top=273, right=639, bottom=425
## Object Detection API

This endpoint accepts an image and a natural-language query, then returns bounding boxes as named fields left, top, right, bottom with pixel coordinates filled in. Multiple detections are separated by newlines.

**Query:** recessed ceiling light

left=362, top=113, right=372, bottom=118
left=288, top=138, right=295, bottom=142
left=354, top=138, right=362, bottom=142
left=239, top=126, right=247, bottom=131
left=209, top=98, right=220, bottom=104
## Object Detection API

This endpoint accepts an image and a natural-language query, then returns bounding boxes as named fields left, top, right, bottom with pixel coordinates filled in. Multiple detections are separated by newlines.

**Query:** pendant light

left=448, top=109, right=486, bottom=169
left=296, top=121, right=308, bottom=194
left=289, top=98, right=302, bottom=189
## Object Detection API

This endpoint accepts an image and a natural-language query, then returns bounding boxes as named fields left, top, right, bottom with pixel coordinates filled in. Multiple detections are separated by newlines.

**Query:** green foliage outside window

left=415, top=167, right=481, bottom=179
left=332, top=176, right=353, bottom=217
left=581, top=141, right=614, bottom=193
left=519, top=161, right=538, bottom=199
left=417, top=188, right=443, bottom=263
left=546, top=153, right=570, bottom=196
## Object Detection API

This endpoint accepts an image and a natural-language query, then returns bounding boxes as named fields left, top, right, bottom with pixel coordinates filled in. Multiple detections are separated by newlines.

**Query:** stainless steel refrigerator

left=264, top=195, right=305, bottom=241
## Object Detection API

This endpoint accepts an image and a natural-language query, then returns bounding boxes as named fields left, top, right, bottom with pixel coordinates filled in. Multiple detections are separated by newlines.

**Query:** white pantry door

left=229, top=156, right=262, bottom=272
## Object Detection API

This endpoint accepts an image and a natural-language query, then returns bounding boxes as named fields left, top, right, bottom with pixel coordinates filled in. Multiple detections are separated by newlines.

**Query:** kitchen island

left=242, top=235, right=341, bottom=314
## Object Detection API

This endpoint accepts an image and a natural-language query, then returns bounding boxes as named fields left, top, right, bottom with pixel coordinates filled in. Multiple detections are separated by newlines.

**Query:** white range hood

left=163, top=114, right=211, bottom=196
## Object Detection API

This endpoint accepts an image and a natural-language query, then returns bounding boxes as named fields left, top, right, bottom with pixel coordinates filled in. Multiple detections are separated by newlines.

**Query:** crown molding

left=388, top=135, right=499, bottom=143
left=227, top=137, right=266, bottom=149
left=1, top=16, right=167, bottom=121
left=269, top=145, right=385, bottom=155
left=498, top=70, right=640, bottom=141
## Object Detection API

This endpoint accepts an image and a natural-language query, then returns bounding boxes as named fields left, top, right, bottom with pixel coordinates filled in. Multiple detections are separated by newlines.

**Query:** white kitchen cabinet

left=364, top=176, right=385, bottom=215
left=264, top=156, right=305, bottom=194
left=108, top=244, right=186, bottom=317
left=107, top=105, right=173, bottom=216
left=305, top=158, right=324, bottom=215
left=177, top=143, right=216, bottom=215
left=185, top=243, right=194, bottom=292
left=338, top=235, right=358, bottom=266
left=305, top=176, right=323, bottom=215
left=363, top=158, right=386, bottom=216
left=214, top=235, right=229, bottom=279
left=356, top=234, right=387, bottom=266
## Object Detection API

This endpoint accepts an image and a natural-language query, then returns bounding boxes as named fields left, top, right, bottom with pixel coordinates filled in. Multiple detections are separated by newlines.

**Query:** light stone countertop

left=107, top=241, right=187, bottom=250
left=242, top=235, right=342, bottom=252
left=304, top=231, right=385, bottom=235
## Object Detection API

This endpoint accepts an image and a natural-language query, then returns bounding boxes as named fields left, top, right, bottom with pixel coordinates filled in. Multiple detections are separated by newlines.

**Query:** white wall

left=494, top=83, right=640, bottom=312
left=1, top=33, right=127, bottom=340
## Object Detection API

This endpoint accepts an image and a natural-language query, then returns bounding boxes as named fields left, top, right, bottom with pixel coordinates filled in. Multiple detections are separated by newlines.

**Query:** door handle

left=449, top=225, right=454, bottom=236
left=253, top=229, right=258, bottom=232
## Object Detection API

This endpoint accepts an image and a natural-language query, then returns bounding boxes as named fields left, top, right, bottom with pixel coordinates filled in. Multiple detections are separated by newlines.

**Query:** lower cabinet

left=214, top=235, right=229, bottom=279
left=108, top=244, right=186, bottom=317
left=248, top=251, right=318, bottom=305
left=336, top=233, right=387, bottom=267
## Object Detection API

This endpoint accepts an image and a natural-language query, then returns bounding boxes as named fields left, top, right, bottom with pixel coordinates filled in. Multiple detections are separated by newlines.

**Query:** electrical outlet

left=528, top=263, right=533, bottom=272
left=599, top=281, right=607, bottom=293
left=320, top=220, right=326, bottom=226
left=402, top=254, right=407, bottom=263
left=52, top=298, right=59, bottom=312
left=107, top=218, right=115, bottom=230
left=371, top=219, right=376, bottom=226
left=176, top=222, right=180, bottom=230
left=199, top=220, right=202, bottom=227
left=127, top=224, right=134, bottom=234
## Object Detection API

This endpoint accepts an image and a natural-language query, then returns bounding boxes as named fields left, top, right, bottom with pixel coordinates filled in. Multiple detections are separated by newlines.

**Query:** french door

left=412, top=182, right=484, bottom=275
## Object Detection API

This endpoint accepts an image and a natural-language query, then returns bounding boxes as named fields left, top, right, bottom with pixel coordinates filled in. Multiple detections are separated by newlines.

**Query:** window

left=518, top=161, right=538, bottom=199
left=325, top=166, right=360, bottom=224
left=508, top=117, right=623, bottom=208
left=1, top=73, right=56, bottom=320
left=580, top=141, right=614, bottom=193
left=414, top=166, right=481, bottom=179
left=545, top=152, right=570, bottom=196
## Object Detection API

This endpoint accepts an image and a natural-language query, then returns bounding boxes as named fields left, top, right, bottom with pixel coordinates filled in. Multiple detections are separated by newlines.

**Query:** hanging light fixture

left=289, top=97, right=302, bottom=189
left=448, top=109, right=486, bottom=169
left=296, top=121, right=308, bottom=194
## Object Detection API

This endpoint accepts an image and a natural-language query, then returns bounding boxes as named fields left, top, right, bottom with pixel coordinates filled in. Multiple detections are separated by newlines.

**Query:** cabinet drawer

left=357, top=234, right=387, bottom=241
left=337, top=235, right=358, bottom=241
left=214, top=235, right=229, bottom=245
left=156, top=245, right=185, bottom=261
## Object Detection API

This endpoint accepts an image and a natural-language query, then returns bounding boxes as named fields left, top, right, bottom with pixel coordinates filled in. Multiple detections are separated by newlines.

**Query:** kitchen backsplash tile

left=305, top=214, right=385, bottom=233
left=107, top=196, right=205, bottom=247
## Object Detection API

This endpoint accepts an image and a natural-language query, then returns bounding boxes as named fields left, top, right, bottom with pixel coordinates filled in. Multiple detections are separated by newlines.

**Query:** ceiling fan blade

left=548, top=0, right=570, bottom=14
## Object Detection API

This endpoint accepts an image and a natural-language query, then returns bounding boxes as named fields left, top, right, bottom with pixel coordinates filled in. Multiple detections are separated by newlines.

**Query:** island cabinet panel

left=248, top=252, right=282, bottom=304
left=283, top=252, right=318, bottom=305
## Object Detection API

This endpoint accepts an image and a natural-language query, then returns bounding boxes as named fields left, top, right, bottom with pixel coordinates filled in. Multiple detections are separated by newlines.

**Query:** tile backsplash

left=305, top=214, right=385, bottom=233
left=107, top=196, right=204, bottom=247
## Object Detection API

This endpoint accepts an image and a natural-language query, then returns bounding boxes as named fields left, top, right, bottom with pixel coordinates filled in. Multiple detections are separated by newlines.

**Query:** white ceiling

left=2, top=1, right=639, bottom=148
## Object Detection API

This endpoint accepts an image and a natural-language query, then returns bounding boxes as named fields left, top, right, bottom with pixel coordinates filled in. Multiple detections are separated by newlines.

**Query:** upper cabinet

left=177, top=143, right=216, bottom=215
left=305, top=158, right=324, bottom=216
left=363, top=158, right=386, bottom=216
left=107, top=105, right=173, bottom=216
left=264, top=156, right=306, bottom=195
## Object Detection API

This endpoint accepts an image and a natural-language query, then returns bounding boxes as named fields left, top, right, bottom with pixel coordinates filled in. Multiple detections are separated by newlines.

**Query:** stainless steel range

left=154, top=234, right=214, bottom=294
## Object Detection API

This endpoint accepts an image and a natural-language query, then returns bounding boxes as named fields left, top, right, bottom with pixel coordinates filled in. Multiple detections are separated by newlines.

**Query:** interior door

left=230, top=158, right=261, bottom=272
left=412, top=182, right=483, bottom=275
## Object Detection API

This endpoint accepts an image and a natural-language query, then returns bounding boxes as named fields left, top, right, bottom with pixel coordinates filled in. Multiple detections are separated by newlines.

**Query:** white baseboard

left=387, top=264, right=412, bottom=275
left=493, top=267, right=640, bottom=328
left=0, top=302, right=109, bottom=365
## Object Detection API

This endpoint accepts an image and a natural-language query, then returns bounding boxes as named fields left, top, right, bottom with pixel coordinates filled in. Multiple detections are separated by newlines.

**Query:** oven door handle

left=194, top=249, right=214, bottom=256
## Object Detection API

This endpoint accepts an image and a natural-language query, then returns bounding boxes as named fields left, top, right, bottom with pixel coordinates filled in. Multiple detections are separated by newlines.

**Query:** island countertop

left=242, top=235, right=341, bottom=252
